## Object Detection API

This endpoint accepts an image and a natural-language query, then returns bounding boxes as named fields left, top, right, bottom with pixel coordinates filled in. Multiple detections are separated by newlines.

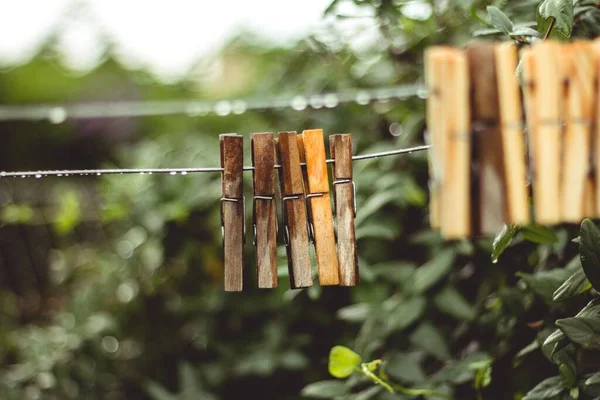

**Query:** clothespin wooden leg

left=439, top=49, right=471, bottom=239
left=467, top=43, right=505, bottom=235
left=220, top=134, right=245, bottom=292
left=494, top=42, right=530, bottom=225
left=424, top=47, right=450, bottom=230
left=251, top=133, right=278, bottom=288
left=276, top=132, right=313, bottom=289
left=301, top=129, right=340, bottom=285
left=561, top=42, right=595, bottom=223
left=330, top=134, right=358, bottom=286
left=530, top=42, right=562, bottom=225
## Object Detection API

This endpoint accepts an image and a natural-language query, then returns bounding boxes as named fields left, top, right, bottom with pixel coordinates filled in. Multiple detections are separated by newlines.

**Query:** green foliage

left=538, top=0, right=574, bottom=39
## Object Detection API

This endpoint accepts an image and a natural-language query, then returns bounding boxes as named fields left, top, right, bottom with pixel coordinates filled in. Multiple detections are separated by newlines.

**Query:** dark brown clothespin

left=466, top=43, right=505, bottom=236
left=251, top=133, right=278, bottom=288
left=220, top=134, right=245, bottom=292
left=276, top=132, right=313, bottom=289
left=330, top=134, right=358, bottom=286
left=301, top=129, right=340, bottom=286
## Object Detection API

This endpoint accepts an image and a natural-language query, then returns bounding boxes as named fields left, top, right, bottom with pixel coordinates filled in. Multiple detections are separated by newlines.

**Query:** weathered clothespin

left=466, top=43, right=505, bottom=236
left=525, top=42, right=562, bottom=225
left=276, top=132, right=313, bottom=289
left=251, top=133, right=278, bottom=288
left=301, top=129, right=340, bottom=286
left=330, top=134, right=358, bottom=286
left=494, top=42, right=530, bottom=225
left=560, top=42, right=596, bottom=222
left=439, top=49, right=471, bottom=239
left=220, top=134, right=245, bottom=292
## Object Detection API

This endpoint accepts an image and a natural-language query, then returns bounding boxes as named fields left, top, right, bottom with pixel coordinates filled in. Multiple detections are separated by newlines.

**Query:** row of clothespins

left=219, top=129, right=358, bottom=291
left=426, top=40, right=600, bottom=239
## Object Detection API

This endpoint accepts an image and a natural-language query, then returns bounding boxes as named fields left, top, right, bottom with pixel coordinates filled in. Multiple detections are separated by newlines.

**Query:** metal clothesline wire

left=0, top=84, right=427, bottom=122
left=0, top=145, right=432, bottom=178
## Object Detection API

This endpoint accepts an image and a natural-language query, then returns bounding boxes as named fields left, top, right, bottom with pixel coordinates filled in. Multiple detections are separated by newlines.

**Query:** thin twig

left=543, top=17, right=556, bottom=40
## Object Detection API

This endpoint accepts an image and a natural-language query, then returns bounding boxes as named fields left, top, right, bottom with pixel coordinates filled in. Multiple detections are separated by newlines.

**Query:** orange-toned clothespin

left=466, top=43, right=505, bottom=235
left=494, top=42, right=530, bottom=225
left=439, top=49, right=471, bottom=239
left=251, top=133, right=278, bottom=288
left=330, top=134, right=358, bottom=287
left=424, top=47, right=450, bottom=230
left=301, top=129, right=340, bottom=285
left=220, top=134, right=245, bottom=292
left=526, top=42, right=562, bottom=225
left=560, top=41, right=596, bottom=223
left=276, top=132, right=313, bottom=289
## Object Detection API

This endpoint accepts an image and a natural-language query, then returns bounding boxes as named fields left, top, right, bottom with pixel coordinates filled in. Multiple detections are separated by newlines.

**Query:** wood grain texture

left=532, top=42, right=562, bottom=225
left=561, top=42, right=595, bottom=222
left=330, top=134, right=358, bottom=287
left=467, top=43, right=505, bottom=236
left=425, top=47, right=453, bottom=230
left=220, top=134, right=244, bottom=292
left=494, top=42, right=530, bottom=225
left=302, top=129, right=340, bottom=285
left=251, top=133, right=278, bottom=289
left=522, top=49, right=537, bottom=182
left=276, top=132, right=313, bottom=289
left=440, top=50, right=471, bottom=239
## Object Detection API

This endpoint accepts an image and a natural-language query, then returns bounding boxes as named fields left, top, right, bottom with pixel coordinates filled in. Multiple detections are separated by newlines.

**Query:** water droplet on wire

left=181, top=171, right=188, bottom=176
left=186, top=103, right=209, bottom=117
left=214, top=101, right=232, bottom=116
left=417, top=88, right=428, bottom=99
left=170, top=171, right=177, bottom=175
left=324, top=94, right=339, bottom=108
left=291, top=96, right=308, bottom=111
left=232, top=100, right=247, bottom=115
left=35, top=174, right=42, bottom=179
left=48, top=107, right=67, bottom=124
left=355, top=91, right=371, bottom=105
left=309, top=95, right=324, bottom=109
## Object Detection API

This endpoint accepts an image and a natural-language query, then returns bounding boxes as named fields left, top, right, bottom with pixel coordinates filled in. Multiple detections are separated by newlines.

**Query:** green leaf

left=521, top=225, right=559, bottom=244
left=409, top=322, right=451, bottom=360
left=434, top=286, right=476, bottom=321
left=487, top=6, right=514, bottom=34
left=386, top=296, right=427, bottom=332
left=54, top=189, right=82, bottom=235
left=336, top=303, right=371, bottom=322
left=556, top=317, right=600, bottom=350
left=384, top=352, right=426, bottom=382
left=329, top=346, right=361, bottom=378
left=553, top=266, right=592, bottom=301
left=542, top=329, right=568, bottom=361
left=586, top=372, right=600, bottom=386
left=301, top=380, right=349, bottom=398
left=523, top=376, right=566, bottom=400
left=580, top=219, right=600, bottom=291
left=511, top=27, right=543, bottom=38
left=412, top=249, right=455, bottom=293
left=517, top=267, right=575, bottom=303
left=538, top=0, right=574, bottom=38
left=492, top=224, right=517, bottom=263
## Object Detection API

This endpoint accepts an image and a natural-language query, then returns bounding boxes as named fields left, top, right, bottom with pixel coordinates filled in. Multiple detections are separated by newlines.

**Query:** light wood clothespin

left=467, top=43, right=505, bottom=235
left=527, top=42, right=562, bottom=225
left=494, top=42, right=530, bottom=225
left=439, top=49, right=471, bottom=239
left=559, top=42, right=596, bottom=222
left=301, top=129, right=340, bottom=286
left=251, top=133, right=278, bottom=288
left=276, top=132, right=313, bottom=289
left=424, top=47, right=451, bottom=230
left=220, top=134, right=245, bottom=292
left=330, top=134, right=358, bottom=287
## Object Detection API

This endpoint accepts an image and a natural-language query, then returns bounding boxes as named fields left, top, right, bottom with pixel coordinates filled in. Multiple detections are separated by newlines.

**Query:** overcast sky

left=0, top=0, right=346, bottom=80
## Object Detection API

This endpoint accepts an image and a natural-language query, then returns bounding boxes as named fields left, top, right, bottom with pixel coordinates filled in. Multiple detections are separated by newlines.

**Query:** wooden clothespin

left=251, top=133, right=278, bottom=288
left=276, top=132, right=313, bottom=289
left=560, top=42, right=596, bottom=222
left=424, top=47, right=451, bottom=230
left=466, top=43, right=505, bottom=235
left=526, top=42, right=562, bottom=225
left=438, top=49, right=471, bottom=239
left=301, top=129, right=340, bottom=286
left=330, top=134, right=358, bottom=286
left=220, top=134, right=245, bottom=292
left=494, top=42, right=530, bottom=225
